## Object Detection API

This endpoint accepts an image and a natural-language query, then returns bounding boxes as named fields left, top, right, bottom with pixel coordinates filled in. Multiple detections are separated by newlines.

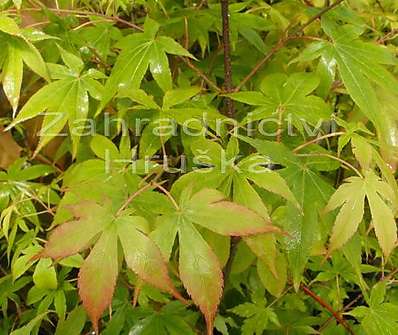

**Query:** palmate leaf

left=151, top=187, right=280, bottom=334
left=229, top=293, right=280, bottom=335
left=350, top=283, right=398, bottom=335
left=128, top=301, right=196, bottom=335
left=241, top=136, right=335, bottom=289
left=321, top=17, right=398, bottom=145
left=0, top=15, right=50, bottom=114
left=325, top=171, right=397, bottom=257
left=100, top=17, right=194, bottom=110
left=119, top=87, right=225, bottom=158
left=178, top=221, right=223, bottom=335
left=227, top=72, right=331, bottom=127
left=172, top=137, right=298, bottom=209
left=7, top=48, right=105, bottom=157
left=41, top=201, right=181, bottom=333
left=171, top=137, right=297, bottom=287
left=296, top=14, right=398, bottom=132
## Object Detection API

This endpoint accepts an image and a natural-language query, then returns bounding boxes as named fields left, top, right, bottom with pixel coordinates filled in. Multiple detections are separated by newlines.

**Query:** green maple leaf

left=150, top=187, right=280, bottom=334
left=295, top=15, right=398, bottom=133
left=0, top=158, right=56, bottom=259
left=325, top=171, right=397, bottom=257
left=119, top=87, right=225, bottom=158
left=321, top=16, right=398, bottom=123
left=0, top=15, right=50, bottom=114
left=171, top=136, right=297, bottom=283
left=100, top=17, right=194, bottom=110
left=349, top=282, right=398, bottom=335
left=229, top=290, right=280, bottom=335
left=227, top=72, right=331, bottom=128
left=41, top=200, right=182, bottom=333
left=172, top=136, right=298, bottom=208
left=7, top=46, right=105, bottom=157
left=128, top=301, right=196, bottom=335
left=241, top=136, right=336, bottom=289
left=27, top=265, right=75, bottom=321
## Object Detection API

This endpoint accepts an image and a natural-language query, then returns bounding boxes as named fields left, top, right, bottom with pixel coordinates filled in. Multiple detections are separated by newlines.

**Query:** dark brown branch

left=221, top=0, right=234, bottom=117
left=301, top=284, right=355, bottom=335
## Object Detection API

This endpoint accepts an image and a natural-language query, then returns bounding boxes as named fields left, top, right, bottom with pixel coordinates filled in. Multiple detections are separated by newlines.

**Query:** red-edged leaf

left=78, top=226, right=118, bottom=334
left=116, top=216, right=184, bottom=301
left=178, top=221, right=223, bottom=335
left=186, top=189, right=280, bottom=236
left=41, top=202, right=110, bottom=259
left=232, top=175, right=278, bottom=276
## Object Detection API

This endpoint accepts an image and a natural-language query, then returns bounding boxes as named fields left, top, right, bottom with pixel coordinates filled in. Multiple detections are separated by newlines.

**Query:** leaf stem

left=116, top=182, right=157, bottom=216
left=293, top=132, right=345, bottom=153
left=152, top=181, right=180, bottom=211
left=296, top=153, right=363, bottom=178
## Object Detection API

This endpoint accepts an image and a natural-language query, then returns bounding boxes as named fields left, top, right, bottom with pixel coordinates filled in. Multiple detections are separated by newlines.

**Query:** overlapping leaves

left=296, top=13, right=398, bottom=133
left=241, top=136, right=336, bottom=288
left=100, top=17, right=194, bottom=109
left=227, top=72, right=331, bottom=128
left=151, top=187, right=280, bottom=333
left=119, top=87, right=225, bottom=158
left=325, top=171, right=397, bottom=257
left=7, top=47, right=105, bottom=156
left=172, top=136, right=297, bottom=285
left=40, top=200, right=181, bottom=333
left=0, top=15, right=50, bottom=114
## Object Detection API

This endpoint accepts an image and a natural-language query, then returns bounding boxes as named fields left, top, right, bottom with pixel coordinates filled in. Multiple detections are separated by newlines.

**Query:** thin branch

left=384, top=267, right=398, bottom=281
left=320, top=267, right=398, bottom=331
left=6, top=7, right=143, bottom=31
left=234, top=0, right=345, bottom=91
left=221, top=0, right=234, bottom=117
left=220, top=0, right=238, bottom=290
left=377, top=29, right=398, bottom=44
left=183, top=16, right=189, bottom=50
left=301, top=284, right=355, bottom=335
left=297, top=0, right=345, bottom=33
left=196, top=0, right=208, bottom=10
left=179, top=57, right=222, bottom=93
left=234, top=36, right=286, bottom=92
left=32, top=153, right=64, bottom=174
left=72, top=18, right=114, bottom=30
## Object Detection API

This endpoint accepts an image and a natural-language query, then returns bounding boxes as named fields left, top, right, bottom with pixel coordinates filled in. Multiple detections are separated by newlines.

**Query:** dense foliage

left=0, top=0, right=398, bottom=334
